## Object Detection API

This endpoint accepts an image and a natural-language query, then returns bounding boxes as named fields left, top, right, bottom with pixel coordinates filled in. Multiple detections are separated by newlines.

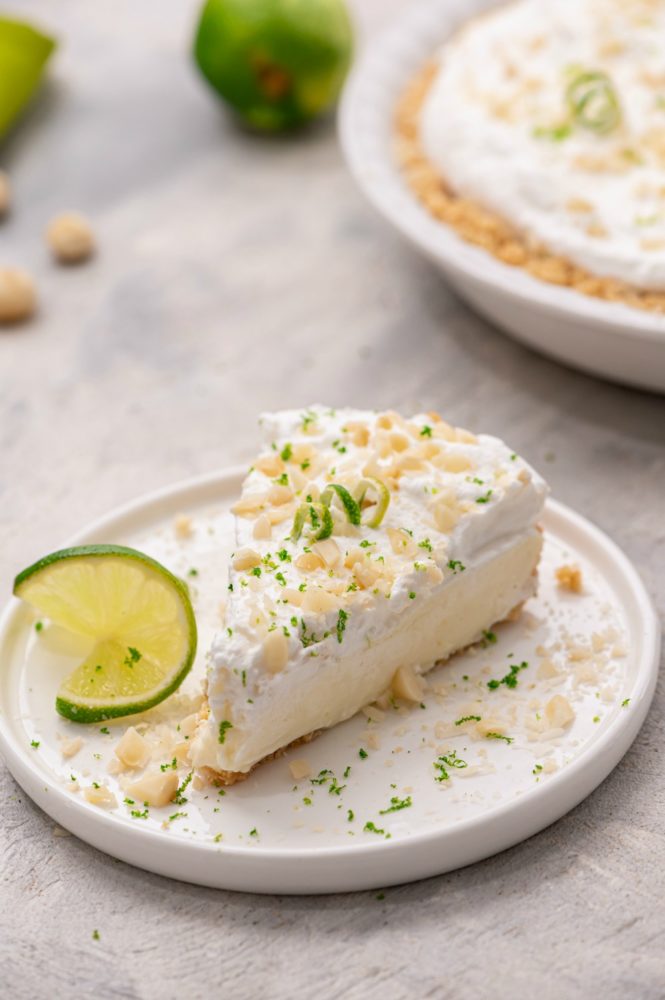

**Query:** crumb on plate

left=555, top=563, right=583, bottom=593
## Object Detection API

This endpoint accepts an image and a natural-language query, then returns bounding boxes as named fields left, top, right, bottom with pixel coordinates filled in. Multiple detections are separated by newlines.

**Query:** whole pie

left=396, top=0, right=665, bottom=313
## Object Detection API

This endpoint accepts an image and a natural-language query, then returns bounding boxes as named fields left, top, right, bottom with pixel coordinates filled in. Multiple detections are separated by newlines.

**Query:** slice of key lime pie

left=191, top=406, right=548, bottom=783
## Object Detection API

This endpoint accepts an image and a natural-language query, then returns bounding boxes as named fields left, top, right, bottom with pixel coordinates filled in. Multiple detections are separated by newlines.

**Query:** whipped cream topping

left=203, top=406, right=548, bottom=750
left=421, top=0, right=665, bottom=289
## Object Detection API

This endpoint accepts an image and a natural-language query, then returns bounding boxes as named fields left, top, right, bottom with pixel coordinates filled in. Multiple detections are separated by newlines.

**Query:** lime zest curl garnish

left=354, top=477, right=390, bottom=529
left=290, top=477, right=390, bottom=541
left=566, top=70, right=621, bottom=135
left=320, top=483, right=361, bottom=526
left=290, top=502, right=333, bottom=542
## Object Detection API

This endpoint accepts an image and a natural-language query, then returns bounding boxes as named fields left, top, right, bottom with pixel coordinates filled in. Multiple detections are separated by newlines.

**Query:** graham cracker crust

left=395, top=62, right=665, bottom=315
left=199, top=730, right=321, bottom=787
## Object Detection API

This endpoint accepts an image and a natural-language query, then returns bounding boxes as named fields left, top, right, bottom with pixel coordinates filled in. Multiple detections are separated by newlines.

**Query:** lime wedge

left=0, top=16, right=56, bottom=138
left=13, top=544, right=197, bottom=723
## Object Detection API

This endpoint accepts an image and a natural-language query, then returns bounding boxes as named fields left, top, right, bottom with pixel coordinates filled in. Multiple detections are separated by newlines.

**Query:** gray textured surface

left=1, top=2, right=664, bottom=998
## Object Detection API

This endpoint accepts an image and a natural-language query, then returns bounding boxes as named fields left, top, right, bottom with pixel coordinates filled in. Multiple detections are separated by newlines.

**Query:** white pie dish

left=339, top=0, right=665, bottom=394
left=0, top=468, right=659, bottom=894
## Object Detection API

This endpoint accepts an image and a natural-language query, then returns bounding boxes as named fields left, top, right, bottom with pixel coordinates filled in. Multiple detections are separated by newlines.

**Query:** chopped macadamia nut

left=536, top=657, right=560, bottom=680
left=433, top=501, right=461, bottom=533
left=115, top=727, right=151, bottom=770
left=345, top=422, right=369, bottom=447
left=288, top=758, right=312, bottom=780
left=173, top=514, right=193, bottom=539
left=253, top=514, right=272, bottom=540
left=591, top=632, right=607, bottom=653
left=296, top=551, right=324, bottom=572
left=475, top=718, right=507, bottom=738
left=179, top=713, right=199, bottom=739
left=282, top=587, right=303, bottom=607
left=262, top=630, right=289, bottom=673
left=311, top=538, right=340, bottom=568
left=363, top=729, right=381, bottom=750
left=545, top=694, right=575, bottom=729
left=353, top=560, right=381, bottom=590
left=390, top=431, right=410, bottom=452
left=435, top=452, right=472, bottom=473
left=0, top=267, right=36, bottom=324
left=255, top=454, right=283, bottom=477
left=574, top=661, right=599, bottom=686
left=60, top=736, right=84, bottom=759
left=556, top=564, right=583, bottom=593
left=173, top=741, right=191, bottom=765
left=233, top=548, right=261, bottom=571
left=266, top=504, right=295, bottom=525
left=301, top=589, right=337, bottom=614
left=267, top=484, right=293, bottom=506
left=127, top=770, right=178, bottom=807
left=46, top=212, right=95, bottom=264
left=233, top=494, right=267, bottom=517
left=388, top=527, right=417, bottom=557
left=392, top=664, right=425, bottom=702
left=84, top=785, right=118, bottom=809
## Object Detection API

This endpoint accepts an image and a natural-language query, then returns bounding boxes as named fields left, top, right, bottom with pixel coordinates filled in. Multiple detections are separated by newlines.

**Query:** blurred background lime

left=0, top=15, right=55, bottom=138
left=193, top=0, right=354, bottom=131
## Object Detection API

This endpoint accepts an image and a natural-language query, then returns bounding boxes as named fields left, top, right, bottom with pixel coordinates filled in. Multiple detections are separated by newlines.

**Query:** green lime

left=14, top=544, right=197, bottom=723
left=0, top=16, right=56, bottom=138
left=193, top=0, right=354, bottom=131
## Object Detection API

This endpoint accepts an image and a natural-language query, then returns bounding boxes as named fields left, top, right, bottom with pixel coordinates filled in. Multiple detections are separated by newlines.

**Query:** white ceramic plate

left=340, top=0, right=665, bottom=393
left=0, top=468, right=659, bottom=894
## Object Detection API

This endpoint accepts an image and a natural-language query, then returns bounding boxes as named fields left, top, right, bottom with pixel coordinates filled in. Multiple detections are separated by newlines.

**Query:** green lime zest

left=290, top=501, right=333, bottom=542
left=320, top=483, right=361, bottom=526
left=566, top=70, right=621, bottom=135
left=354, top=477, right=391, bottom=529
left=532, top=122, right=572, bottom=142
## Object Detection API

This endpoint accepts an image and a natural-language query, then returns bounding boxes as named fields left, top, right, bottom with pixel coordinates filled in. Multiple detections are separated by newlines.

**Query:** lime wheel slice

left=14, top=544, right=197, bottom=722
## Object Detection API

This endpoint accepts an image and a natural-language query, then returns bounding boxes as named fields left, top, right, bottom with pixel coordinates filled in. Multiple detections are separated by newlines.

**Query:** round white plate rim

left=0, top=467, right=660, bottom=894
left=338, top=0, right=665, bottom=342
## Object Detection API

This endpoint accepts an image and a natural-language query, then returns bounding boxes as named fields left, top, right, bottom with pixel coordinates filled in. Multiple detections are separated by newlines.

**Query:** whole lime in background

left=0, top=16, right=56, bottom=139
left=193, top=0, right=354, bottom=131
